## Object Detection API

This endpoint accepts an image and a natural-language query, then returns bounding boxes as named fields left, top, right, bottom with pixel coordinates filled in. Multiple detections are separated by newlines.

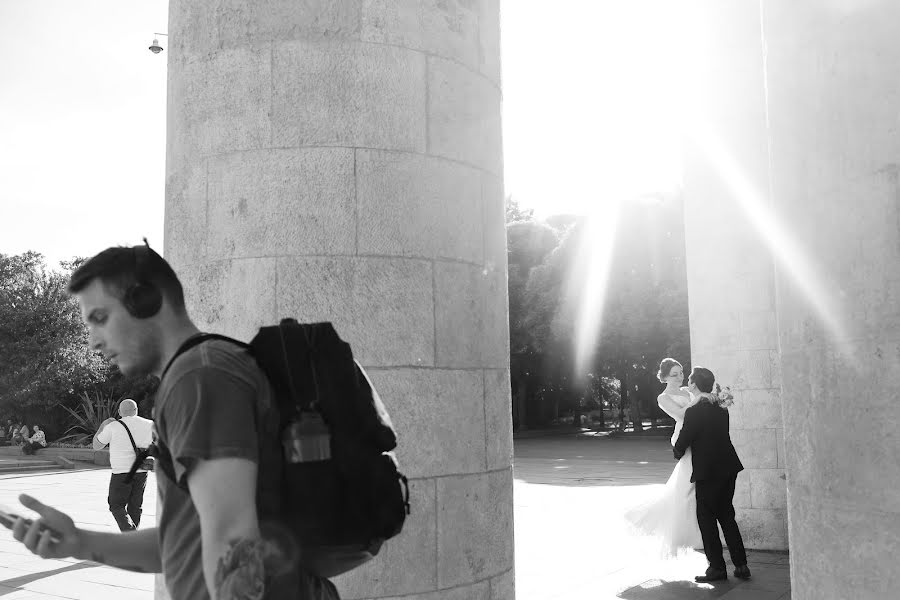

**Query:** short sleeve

left=158, top=367, right=260, bottom=486
left=96, top=424, right=113, bottom=445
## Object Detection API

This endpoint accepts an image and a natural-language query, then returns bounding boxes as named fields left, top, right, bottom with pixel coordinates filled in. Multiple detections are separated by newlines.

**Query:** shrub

left=55, top=389, right=121, bottom=445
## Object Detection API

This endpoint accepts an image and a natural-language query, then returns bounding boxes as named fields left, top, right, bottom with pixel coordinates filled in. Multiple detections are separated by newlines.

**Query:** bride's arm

left=657, top=393, right=690, bottom=421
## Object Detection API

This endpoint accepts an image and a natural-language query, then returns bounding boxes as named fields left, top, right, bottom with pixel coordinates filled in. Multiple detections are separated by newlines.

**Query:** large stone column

left=162, top=2, right=513, bottom=599
left=762, top=1, right=900, bottom=597
left=682, top=1, right=788, bottom=550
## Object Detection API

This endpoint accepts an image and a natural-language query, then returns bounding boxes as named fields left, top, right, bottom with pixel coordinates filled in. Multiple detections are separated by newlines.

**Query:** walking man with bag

left=4, top=242, right=340, bottom=600
left=94, top=398, right=153, bottom=531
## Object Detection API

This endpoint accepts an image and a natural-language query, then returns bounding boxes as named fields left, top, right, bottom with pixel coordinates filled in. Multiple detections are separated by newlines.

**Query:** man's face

left=687, top=378, right=698, bottom=394
left=76, top=279, right=161, bottom=377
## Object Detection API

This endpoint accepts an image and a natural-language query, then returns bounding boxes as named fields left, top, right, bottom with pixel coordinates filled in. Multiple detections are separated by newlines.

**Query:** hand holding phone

left=0, top=504, right=62, bottom=544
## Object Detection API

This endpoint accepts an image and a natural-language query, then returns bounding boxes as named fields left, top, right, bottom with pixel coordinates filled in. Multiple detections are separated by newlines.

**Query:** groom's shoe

left=695, top=568, right=728, bottom=583
left=733, top=565, right=751, bottom=580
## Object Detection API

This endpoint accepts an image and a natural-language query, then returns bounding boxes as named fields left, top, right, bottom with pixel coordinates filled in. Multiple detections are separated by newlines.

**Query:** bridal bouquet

left=714, top=383, right=735, bottom=408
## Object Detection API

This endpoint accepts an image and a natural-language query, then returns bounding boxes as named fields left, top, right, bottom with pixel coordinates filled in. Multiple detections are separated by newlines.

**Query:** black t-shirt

left=154, top=338, right=338, bottom=600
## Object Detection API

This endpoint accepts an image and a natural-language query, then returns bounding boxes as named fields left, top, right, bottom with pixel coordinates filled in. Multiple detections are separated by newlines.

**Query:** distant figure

left=93, top=399, right=153, bottom=531
left=21, top=425, right=47, bottom=455
left=10, top=422, right=24, bottom=445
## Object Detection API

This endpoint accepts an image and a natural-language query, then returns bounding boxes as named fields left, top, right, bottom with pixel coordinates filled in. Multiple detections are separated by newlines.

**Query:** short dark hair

left=688, top=366, right=715, bottom=393
left=657, top=357, right=682, bottom=382
left=67, top=244, right=186, bottom=312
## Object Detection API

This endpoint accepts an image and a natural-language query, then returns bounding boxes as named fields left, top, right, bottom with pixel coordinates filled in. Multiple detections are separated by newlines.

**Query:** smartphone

left=0, top=505, right=61, bottom=544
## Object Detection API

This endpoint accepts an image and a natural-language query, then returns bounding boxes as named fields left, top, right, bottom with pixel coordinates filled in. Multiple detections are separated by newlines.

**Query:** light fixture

left=149, top=32, right=168, bottom=54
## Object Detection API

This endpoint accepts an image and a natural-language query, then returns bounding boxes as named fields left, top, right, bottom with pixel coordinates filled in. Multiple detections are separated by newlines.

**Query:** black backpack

left=149, top=319, right=410, bottom=578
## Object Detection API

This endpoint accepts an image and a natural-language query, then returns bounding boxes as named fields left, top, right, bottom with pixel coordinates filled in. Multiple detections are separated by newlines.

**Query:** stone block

left=435, top=262, right=509, bottom=369
left=168, top=45, right=271, bottom=165
left=476, top=0, right=502, bottom=85
left=394, top=580, right=490, bottom=600
left=164, top=163, right=208, bottom=269
left=437, top=469, right=514, bottom=587
left=366, top=368, right=486, bottom=478
left=737, top=350, right=774, bottom=388
left=356, top=150, right=483, bottom=263
left=788, top=498, right=900, bottom=598
left=733, top=470, right=752, bottom=508
left=736, top=389, right=783, bottom=430
left=332, top=477, right=437, bottom=598
left=481, top=173, right=507, bottom=270
left=731, top=429, right=777, bottom=469
left=690, top=310, right=741, bottom=355
left=170, top=0, right=363, bottom=57
left=427, top=56, right=502, bottom=174
left=749, top=469, right=787, bottom=510
left=484, top=369, right=513, bottom=471
left=206, top=148, right=355, bottom=260
left=735, top=507, right=787, bottom=550
left=740, top=310, right=778, bottom=350
left=180, top=258, right=278, bottom=341
left=271, top=40, right=426, bottom=152
left=275, top=257, right=434, bottom=367
left=490, top=568, right=515, bottom=600
left=361, top=0, right=480, bottom=69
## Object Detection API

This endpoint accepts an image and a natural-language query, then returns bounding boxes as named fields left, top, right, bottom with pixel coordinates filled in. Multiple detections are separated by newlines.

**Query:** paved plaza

left=0, top=435, right=790, bottom=599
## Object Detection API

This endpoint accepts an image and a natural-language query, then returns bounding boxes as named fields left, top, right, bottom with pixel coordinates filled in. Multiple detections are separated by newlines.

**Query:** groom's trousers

left=695, top=474, right=747, bottom=571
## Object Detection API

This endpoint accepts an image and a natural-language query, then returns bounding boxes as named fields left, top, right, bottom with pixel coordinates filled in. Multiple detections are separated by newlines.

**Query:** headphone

left=123, top=239, right=163, bottom=319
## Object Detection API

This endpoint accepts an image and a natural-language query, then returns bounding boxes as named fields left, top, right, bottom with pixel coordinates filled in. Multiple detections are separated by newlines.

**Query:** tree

left=503, top=194, right=691, bottom=431
left=507, top=220, right=559, bottom=430
left=0, top=252, right=155, bottom=438
left=505, top=195, right=534, bottom=224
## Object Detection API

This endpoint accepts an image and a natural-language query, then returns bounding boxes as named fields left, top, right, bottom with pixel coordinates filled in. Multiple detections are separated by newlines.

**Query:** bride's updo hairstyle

left=688, top=366, right=715, bottom=393
left=657, top=358, right=682, bottom=382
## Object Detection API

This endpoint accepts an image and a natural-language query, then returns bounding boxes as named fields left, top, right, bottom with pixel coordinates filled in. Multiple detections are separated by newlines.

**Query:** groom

left=674, top=366, right=751, bottom=582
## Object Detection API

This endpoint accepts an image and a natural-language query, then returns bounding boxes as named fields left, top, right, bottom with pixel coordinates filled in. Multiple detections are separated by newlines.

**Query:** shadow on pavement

left=0, top=560, right=98, bottom=594
left=618, top=578, right=736, bottom=599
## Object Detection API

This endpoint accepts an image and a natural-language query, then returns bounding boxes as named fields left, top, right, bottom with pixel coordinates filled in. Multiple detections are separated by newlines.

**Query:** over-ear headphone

left=123, top=239, right=163, bottom=319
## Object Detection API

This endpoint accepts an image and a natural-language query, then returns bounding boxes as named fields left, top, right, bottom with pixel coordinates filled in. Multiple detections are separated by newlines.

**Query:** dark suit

left=674, top=400, right=747, bottom=571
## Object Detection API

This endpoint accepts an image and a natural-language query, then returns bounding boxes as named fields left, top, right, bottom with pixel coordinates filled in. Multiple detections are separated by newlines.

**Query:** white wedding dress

left=624, top=391, right=703, bottom=558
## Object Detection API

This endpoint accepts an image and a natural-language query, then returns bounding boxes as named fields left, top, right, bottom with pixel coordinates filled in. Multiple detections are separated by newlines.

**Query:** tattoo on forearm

left=215, top=538, right=271, bottom=600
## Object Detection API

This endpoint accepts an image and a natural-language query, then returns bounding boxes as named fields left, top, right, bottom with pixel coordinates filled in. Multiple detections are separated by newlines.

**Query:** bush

left=55, top=389, right=121, bottom=445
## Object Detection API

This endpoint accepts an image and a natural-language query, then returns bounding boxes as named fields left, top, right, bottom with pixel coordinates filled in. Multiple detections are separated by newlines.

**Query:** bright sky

left=0, top=0, right=168, bottom=269
left=1, top=0, right=687, bottom=268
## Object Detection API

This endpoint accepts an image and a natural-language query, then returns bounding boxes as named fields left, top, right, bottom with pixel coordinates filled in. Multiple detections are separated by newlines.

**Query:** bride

left=624, top=357, right=702, bottom=558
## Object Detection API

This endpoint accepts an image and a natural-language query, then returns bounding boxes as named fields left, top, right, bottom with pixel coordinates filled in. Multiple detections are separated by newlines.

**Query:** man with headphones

left=4, top=242, right=339, bottom=600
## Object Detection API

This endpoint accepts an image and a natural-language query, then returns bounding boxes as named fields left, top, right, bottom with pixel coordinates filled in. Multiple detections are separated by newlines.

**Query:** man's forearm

left=76, top=527, right=162, bottom=573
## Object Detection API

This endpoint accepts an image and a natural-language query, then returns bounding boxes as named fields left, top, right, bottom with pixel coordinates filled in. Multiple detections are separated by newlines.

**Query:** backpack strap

left=160, top=333, right=251, bottom=381
left=115, top=418, right=141, bottom=453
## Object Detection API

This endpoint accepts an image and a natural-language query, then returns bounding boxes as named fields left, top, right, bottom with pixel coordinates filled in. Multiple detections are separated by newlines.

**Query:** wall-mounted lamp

left=149, top=32, right=168, bottom=54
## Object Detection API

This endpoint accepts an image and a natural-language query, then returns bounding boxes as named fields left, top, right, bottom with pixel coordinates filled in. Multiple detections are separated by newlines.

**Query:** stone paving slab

left=0, top=469, right=156, bottom=599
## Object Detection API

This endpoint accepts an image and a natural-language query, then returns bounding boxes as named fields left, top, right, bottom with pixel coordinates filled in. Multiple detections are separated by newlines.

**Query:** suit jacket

left=673, top=400, right=743, bottom=483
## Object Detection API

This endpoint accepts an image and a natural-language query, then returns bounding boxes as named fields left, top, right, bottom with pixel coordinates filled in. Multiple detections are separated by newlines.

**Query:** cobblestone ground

left=0, top=435, right=790, bottom=599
